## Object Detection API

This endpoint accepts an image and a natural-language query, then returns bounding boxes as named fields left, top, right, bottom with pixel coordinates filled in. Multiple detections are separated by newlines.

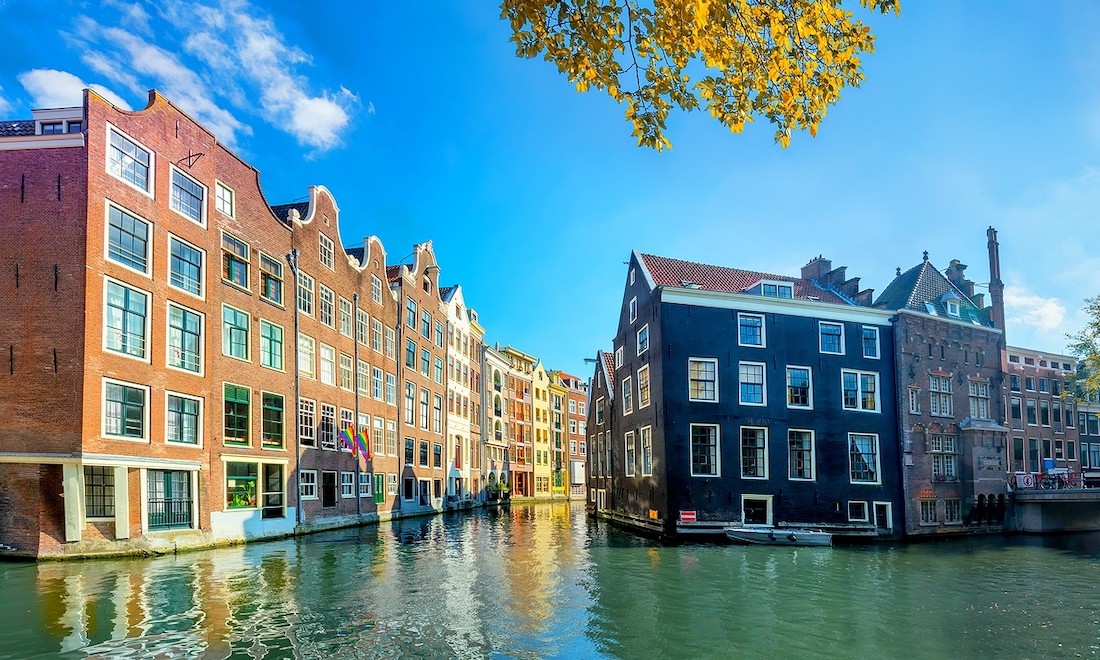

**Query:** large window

left=222, top=305, right=250, bottom=361
left=637, top=324, right=650, bottom=355
left=104, top=380, right=146, bottom=440
left=105, top=280, right=148, bottom=359
left=260, top=254, right=284, bottom=304
left=371, top=275, right=383, bottom=304
left=319, top=285, right=335, bottom=327
left=259, top=320, right=284, bottom=371
left=637, top=365, right=651, bottom=408
left=170, top=237, right=203, bottom=296
left=624, top=431, right=636, bottom=477
left=929, top=374, right=952, bottom=417
left=848, top=433, right=879, bottom=483
left=842, top=370, right=879, bottom=411
left=297, top=270, right=315, bottom=316
left=690, top=424, right=720, bottom=477
left=170, top=167, right=205, bottom=224
left=298, top=334, right=316, bottom=379
left=931, top=434, right=957, bottom=480
left=319, top=344, right=336, bottom=386
left=372, top=318, right=384, bottom=353
left=819, top=322, right=844, bottom=355
left=739, top=362, right=766, bottom=406
left=419, top=439, right=430, bottom=467
left=223, top=384, right=250, bottom=446
left=786, top=366, right=812, bottom=408
left=622, top=376, right=634, bottom=414
left=339, top=298, right=353, bottom=337
left=262, top=392, right=284, bottom=449
left=299, top=398, right=316, bottom=447
left=167, top=304, right=202, bottom=373
left=968, top=381, right=990, bottom=419
left=222, top=232, right=249, bottom=289
left=689, top=358, right=718, bottom=402
left=738, top=313, right=765, bottom=347
left=166, top=393, right=200, bottom=445
left=320, top=404, right=336, bottom=450
left=640, top=426, right=652, bottom=476
left=319, top=234, right=335, bottom=269
left=107, top=128, right=151, bottom=191
left=788, top=430, right=814, bottom=480
left=861, top=326, right=880, bottom=358
left=226, top=462, right=258, bottom=509
left=84, top=466, right=115, bottom=518
left=406, top=297, right=417, bottom=328
left=106, top=204, right=149, bottom=273
left=740, top=427, right=767, bottom=478
left=300, top=470, right=317, bottom=499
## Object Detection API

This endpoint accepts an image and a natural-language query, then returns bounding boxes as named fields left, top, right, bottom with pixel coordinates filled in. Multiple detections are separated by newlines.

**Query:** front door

left=321, top=471, right=338, bottom=508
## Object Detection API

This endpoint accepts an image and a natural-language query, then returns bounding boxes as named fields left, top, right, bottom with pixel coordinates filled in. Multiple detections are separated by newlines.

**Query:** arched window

left=494, top=394, right=502, bottom=417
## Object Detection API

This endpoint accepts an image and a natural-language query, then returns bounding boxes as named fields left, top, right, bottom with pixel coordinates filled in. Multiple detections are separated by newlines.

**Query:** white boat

left=724, top=525, right=832, bottom=546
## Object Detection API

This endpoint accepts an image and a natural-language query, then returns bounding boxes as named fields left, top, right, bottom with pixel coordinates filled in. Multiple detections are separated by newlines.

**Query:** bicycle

left=1039, top=471, right=1075, bottom=490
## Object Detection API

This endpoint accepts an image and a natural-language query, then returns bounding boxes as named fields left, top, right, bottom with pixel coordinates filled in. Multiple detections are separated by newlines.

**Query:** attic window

left=1008, top=355, right=1020, bottom=363
left=760, top=281, right=793, bottom=299
left=680, top=280, right=702, bottom=289
left=946, top=300, right=960, bottom=318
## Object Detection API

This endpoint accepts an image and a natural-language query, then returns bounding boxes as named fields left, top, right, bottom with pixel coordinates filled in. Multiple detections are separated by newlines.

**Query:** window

left=223, top=384, right=250, bottom=446
left=261, top=392, right=284, bottom=449
left=930, top=434, right=957, bottom=480
left=357, top=360, right=370, bottom=396
left=105, top=280, right=149, bottom=360
left=339, top=471, right=355, bottom=498
left=596, top=398, right=605, bottom=425
left=861, top=326, right=879, bottom=359
left=622, top=376, right=634, bottom=414
left=258, top=253, right=283, bottom=304
left=842, top=370, right=879, bottom=411
left=405, top=339, right=417, bottom=369
left=1040, top=400, right=1050, bottom=427
left=1039, top=378, right=1049, bottom=394
left=319, top=285, right=335, bottom=327
left=371, top=318, right=384, bottom=353
left=637, top=365, right=651, bottom=408
left=1010, top=374, right=1021, bottom=392
left=630, top=267, right=636, bottom=284
left=690, top=424, right=720, bottom=477
left=435, top=321, right=445, bottom=348
left=170, top=167, right=205, bottom=224
left=405, top=382, right=415, bottom=426
left=629, top=297, right=637, bottom=322
left=297, top=270, right=315, bottom=316
left=419, top=440, right=430, bottom=467
left=927, top=374, right=952, bottom=416
left=420, top=388, right=430, bottom=429
left=968, top=381, right=990, bottom=420
left=103, top=380, right=146, bottom=440
left=320, top=404, right=336, bottom=450
left=637, top=324, right=650, bottom=355
left=848, top=433, right=879, bottom=483
left=356, top=309, right=369, bottom=345
left=434, top=357, right=444, bottom=384
left=569, top=400, right=576, bottom=414
left=319, top=344, right=336, bottom=386
left=908, top=387, right=921, bottom=415
left=169, top=236, right=203, bottom=297
left=761, top=281, right=793, bottom=298
left=688, top=358, right=718, bottom=402
left=624, top=431, right=636, bottom=477
left=107, top=127, right=151, bottom=192
left=166, top=393, right=201, bottom=446
left=300, top=471, right=317, bottom=499
left=221, top=232, right=249, bottom=289
left=259, top=320, right=284, bottom=371
left=788, top=430, right=814, bottom=480
left=371, top=275, right=383, bottom=304
left=223, top=462, right=259, bottom=510
left=215, top=181, right=234, bottom=217
left=406, top=297, right=417, bottom=328
left=738, top=313, right=765, bottom=347
left=298, top=334, right=316, bottom=379
left=1054, top=402, right=1064, bottom=433
left=946, top=300, right=960, bottom=317
left=919, top=500, right=937, bottom=524
left=1026, top=399, right=1037, bottom=426
left=945, top=499, right=962, bottom=524
left=167, top=304, right=202, bottom=373
left=421, top=310, right=431, bottom=339
left=1025, top=376, right=1035, bottom=391
left=819, top=322, right=844, bottom=354
left=106, top=204, right=149, bottom=273
left=84, top=466, right=115, bottom=518
left=433, top=395, right=443, bottom=434
left=740, top=427, right=767, bottom=478
left=739, top=362, right=766, bottom=406
left=340, top=355, right=357, bottom=392
left=372, top=367, right=384, bottom=399
left=615, top=347, right=623, bottom=368
left=640, top=426, right=652, bottom=476
left=221, top=305, right=250, bottom=361
left=786, top=366, right=812, bottom=409
left=386, top=373, right=396, bottom=404
left=433, top=442, right=443, bottom=468
left=319, top=234, right=335, bottom=269
left=848, top=501, right=868, bottom=522
left=299, top=398, right=316, bottom=447
left=420, top=348, right=431, bottom=377
left=385, top=327, right=396, bottom=359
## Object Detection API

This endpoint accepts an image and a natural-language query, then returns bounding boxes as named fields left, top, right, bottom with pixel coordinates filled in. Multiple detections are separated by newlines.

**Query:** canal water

left=2, top=501, right=1099, bottom=659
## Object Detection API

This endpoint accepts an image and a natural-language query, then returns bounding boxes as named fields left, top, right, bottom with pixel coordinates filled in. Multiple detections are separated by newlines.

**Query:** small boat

left=724, top=525, right=832, bottom=546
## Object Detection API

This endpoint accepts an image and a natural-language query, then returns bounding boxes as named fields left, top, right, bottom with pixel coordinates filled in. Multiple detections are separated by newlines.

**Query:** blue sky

left=2, top=1, right=1098, bottom=376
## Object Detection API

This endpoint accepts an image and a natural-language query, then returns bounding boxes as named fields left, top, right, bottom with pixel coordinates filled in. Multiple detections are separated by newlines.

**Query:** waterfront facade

left=587, top=251, right=903, bottom=538
left=1004, top=346, right=1079, bottom=479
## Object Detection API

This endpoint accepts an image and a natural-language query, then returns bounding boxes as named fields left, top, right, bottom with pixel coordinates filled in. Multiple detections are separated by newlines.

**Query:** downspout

left=287, top=249, right=302, bottom=526
left=353, top=292, right=362, bottom=518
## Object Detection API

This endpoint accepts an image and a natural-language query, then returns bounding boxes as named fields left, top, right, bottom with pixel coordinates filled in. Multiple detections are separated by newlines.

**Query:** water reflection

left=4, top=503, right=1100, bottom=658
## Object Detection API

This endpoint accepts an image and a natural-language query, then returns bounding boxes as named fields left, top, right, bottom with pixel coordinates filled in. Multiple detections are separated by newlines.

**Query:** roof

left=0, top=120, right=34, bottom=137
left=386, top=265, right=403, bottom=282
left=875, top=260, right=993, bottom=327
left=345, top=246, right=365, bottom=263
left=639, top=253, right=850, bottom=305
left=602, top=351, right=616, bottom=389
left=269, top=201, right=309, bottom=226
left=440, top=285, right=457, bottom=301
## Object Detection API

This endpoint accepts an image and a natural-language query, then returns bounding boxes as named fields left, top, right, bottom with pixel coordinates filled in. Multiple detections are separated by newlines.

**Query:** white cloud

left=1004, top=285, right=1067, bottom=332
left=17, top=69, right=131, bottom=110
left=102, top=0, right=152, bottom=34
left=0, top=87, right=12, bottom=115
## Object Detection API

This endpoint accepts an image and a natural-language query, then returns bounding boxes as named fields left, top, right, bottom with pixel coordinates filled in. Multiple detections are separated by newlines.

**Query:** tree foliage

left=501, top=0, right=900, bottom=150
left=1068, top=296, right=1100, bottom=398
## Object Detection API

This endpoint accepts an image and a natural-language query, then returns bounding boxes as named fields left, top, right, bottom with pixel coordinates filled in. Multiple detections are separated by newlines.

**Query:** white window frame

left=300, top=470, right=318, bottom=499
left=104, top=201, right=152, bottom=277
left=102, top=377, right=150, bottom=442
left=624, top=430, right=636, bottom=477
left=371, top=275, right=383, bottom=304
left=319, top=343, right=336, bottom=386
left=168, top=234, right=205, bottom=300
left=629, top=297, right=637, bottom=323
left=105, top=124, right=154, bottom=196
left=319, top=234, right=335, bottom=270
left=737, top=313, right=766, bottom=348
left=615, top=346, right=623, bottom=368
left=318, top=285, right=335, bottom=328
left=298, top=333, right=316, bottom=379
left=164, top=390, right=203, bottom=448
left=103, top=276, right=151, bottom=363
left=848, top=433, right=881, bottom=485
left=841, top=369, right=880, bottom=412
left=215, top=180, right=235, bottom=218
left=221, top=304, right=251, bottom=362
left=637, top=324, right=650, bottom=356
left=341, top=471, right=355, bottom=498
left=861, top=326, right=880, bottom=359
left=169, top=164, right=207, bottom=227
left=637, top=365, right=651, bottom=409
left=819, top=321, right=845, bottom=355
left=787, top=429, right=815, bottom=481
left=622, top=376, right=634, bottom=415
left=640, top=426, right=653, bottom=476
left=689, top=423, right=721, bottom=477
left=738, top=361, right=767, bottom=407
left=785, top=365, right=813, bottom=410
left=848, top=500, right=869, bottom=523
left=688, top=357, right=718, bottom=402
left=166, top=301, right=205, bottom=376
left=297, top=270, right=315, bottom=317
left=740, top=426, right=768, bottom=479
left=258, top=319, right=285, bottom=372
left=359, top=472, right=372, bottom=498
left=908, top=387, right=921, bottom=414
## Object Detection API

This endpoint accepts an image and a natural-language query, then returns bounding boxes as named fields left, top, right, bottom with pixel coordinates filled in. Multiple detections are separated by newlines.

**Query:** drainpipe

left=353, top=292, right=362, bottom=518
left=288, top=249, right=302, bottom=526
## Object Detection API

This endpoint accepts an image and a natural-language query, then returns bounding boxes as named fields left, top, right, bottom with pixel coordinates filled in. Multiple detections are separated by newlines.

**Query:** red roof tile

left=386, top=265, right=403, bottom=282
left=640, top=253, right=848, bottom=305
left=602, top=351, right=616, bottom=389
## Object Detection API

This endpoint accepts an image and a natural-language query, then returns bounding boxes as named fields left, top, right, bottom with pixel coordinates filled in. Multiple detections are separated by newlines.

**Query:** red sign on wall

left=680, top=510, right=697, bottom=523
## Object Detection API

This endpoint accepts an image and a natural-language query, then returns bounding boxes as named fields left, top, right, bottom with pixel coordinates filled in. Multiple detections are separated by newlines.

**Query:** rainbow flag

left=340, top=427, right=357, bottom=456
left=357, top=428, right=371, bottom=460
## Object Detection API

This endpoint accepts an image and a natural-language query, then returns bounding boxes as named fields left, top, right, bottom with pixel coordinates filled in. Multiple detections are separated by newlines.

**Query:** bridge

left=1010, top=489, right=1100, bottom=533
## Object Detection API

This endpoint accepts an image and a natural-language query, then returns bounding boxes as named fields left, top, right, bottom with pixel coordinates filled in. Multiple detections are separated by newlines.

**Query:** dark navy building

left=590, top=251, right=903, bottom=539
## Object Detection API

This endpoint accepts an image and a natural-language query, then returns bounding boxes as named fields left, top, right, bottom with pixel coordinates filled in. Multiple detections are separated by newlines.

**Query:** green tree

left=501, top=0, right=899, bottom=150
left=1068, top=296, right=1100, bottom=397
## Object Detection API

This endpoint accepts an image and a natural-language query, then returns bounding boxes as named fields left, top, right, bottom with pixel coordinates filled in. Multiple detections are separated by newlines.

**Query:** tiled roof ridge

left=639, top=252, right=849, bottom=305
left=639, top=252, right=794, bottom=286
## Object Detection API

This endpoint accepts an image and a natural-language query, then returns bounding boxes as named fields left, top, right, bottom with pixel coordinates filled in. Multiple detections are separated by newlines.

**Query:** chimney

left=987, top=227, right=1006, bottom=332
left=801, top=255, right=832, bottom=281
left=945, top=259, right=975, bottom=297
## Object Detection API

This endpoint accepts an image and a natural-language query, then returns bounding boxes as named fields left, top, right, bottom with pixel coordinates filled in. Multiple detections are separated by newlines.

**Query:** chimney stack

left=987, top=227, right=1006, bottom=333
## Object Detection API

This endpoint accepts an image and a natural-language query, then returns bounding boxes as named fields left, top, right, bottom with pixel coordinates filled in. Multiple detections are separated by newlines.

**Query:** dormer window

left=761, top=281, right=793, bottom=299
left=946, top=300, right=960, bottom=317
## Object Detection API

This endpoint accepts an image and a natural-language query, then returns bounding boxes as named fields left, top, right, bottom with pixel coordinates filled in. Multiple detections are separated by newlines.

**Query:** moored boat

left=724, top=525, right=832, bottom=546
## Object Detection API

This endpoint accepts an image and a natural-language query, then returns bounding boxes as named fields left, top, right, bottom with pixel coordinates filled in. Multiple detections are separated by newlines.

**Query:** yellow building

left=548, top=374, right=569, bottom=498
left=531, top=360, right=552, bottom=498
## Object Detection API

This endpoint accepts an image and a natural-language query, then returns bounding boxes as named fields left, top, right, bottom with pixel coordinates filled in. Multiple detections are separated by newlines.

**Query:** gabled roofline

left=896, top=308, right=1002, bottom=333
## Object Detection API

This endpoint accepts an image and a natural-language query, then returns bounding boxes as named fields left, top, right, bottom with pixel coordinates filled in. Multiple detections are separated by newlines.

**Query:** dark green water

left=2, top=501, right=1099, bottom=659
